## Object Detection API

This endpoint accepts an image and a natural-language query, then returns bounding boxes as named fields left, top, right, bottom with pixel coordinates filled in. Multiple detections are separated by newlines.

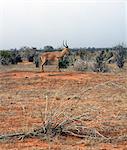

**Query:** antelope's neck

left=61, top=49, right=67, bottom=57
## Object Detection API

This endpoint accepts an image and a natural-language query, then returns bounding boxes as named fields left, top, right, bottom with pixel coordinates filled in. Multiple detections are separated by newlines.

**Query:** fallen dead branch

left=0, top=132, right=26, bottom=140
left=0, top=96, right=127, bottom=144
left=1, top=120, right=126, bottom=143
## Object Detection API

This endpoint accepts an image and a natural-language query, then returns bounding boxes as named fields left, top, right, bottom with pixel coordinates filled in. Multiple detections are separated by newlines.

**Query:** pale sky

left=0, top=0, right=126, bottom=49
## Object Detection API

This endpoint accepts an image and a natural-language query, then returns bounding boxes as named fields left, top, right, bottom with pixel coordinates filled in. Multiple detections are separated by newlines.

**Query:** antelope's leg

left=41, top=64, right=44, bottom=72
left=41, top=58, right=46, bottom=72
left=56, top=59, right=61, bottom=72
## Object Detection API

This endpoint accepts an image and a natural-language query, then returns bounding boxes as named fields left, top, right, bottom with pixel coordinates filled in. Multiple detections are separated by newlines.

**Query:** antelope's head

left=63, top=41, right=70, bottom=55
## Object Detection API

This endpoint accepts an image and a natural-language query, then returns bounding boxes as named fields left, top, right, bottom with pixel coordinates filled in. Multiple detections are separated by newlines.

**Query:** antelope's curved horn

left=63, top=41, right=66, bottom=47
left=65, top=41, right=68, bottom=48
left=65, top=41, right=68, bottom=47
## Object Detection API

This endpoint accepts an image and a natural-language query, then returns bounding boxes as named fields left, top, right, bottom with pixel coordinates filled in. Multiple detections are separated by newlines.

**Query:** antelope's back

left=41, top=51, right=60, bottom=60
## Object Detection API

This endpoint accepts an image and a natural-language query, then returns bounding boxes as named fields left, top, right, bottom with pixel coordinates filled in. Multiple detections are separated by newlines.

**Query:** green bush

left=0, top=51, right=11, bottom=65
left=0, top=51, right=11, bottom=58
left=59, top=56, right=69, bottom=68
left=0, top=50, right=22, bottom=65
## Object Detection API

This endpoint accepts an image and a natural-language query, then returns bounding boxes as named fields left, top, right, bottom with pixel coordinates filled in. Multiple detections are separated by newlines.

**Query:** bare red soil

left=0, top=64, right=127, bottom=150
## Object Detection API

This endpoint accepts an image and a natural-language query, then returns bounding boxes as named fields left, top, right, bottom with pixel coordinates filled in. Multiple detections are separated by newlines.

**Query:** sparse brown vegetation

left=0, top=61, right=127, bottom=149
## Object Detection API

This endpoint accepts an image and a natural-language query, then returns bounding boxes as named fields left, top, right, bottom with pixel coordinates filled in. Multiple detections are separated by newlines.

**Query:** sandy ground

left=0, top=62, right=127, bottom=150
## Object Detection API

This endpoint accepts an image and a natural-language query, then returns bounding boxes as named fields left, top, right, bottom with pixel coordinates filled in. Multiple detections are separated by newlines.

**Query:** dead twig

left=0, top=132, right=26, bottom=140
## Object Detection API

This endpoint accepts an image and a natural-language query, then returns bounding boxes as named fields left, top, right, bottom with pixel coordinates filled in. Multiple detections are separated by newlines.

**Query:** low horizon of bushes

left=0, top=44, right=127, bottom=72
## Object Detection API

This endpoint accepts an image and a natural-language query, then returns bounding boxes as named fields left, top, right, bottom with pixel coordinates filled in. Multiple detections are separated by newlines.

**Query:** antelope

left=40, top=41, right=70, bottom=72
